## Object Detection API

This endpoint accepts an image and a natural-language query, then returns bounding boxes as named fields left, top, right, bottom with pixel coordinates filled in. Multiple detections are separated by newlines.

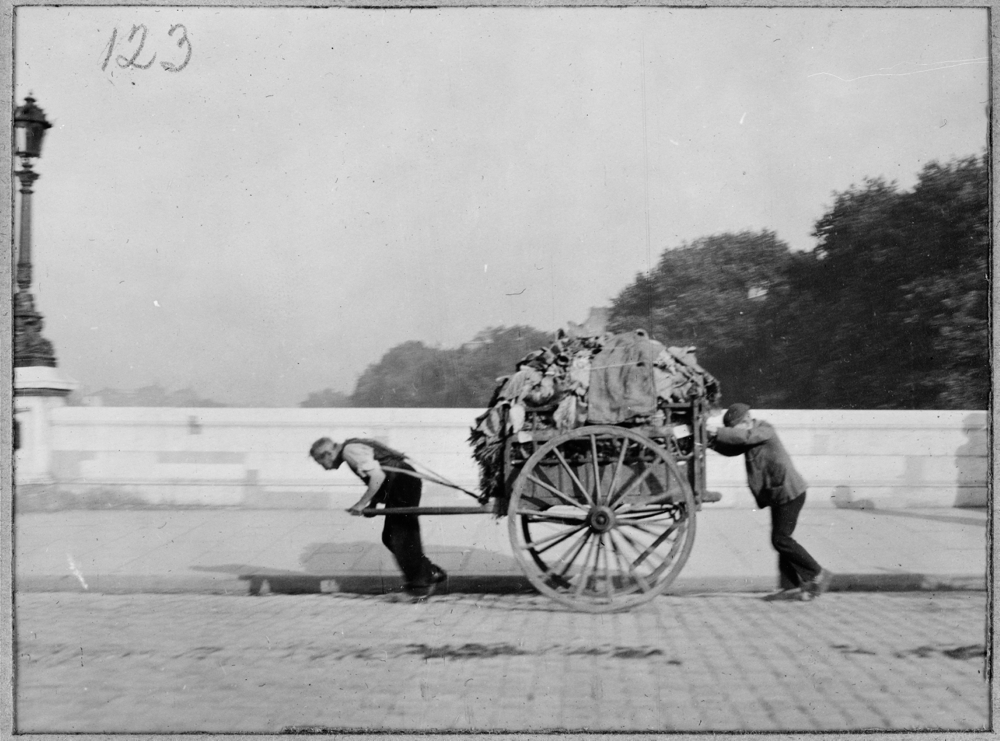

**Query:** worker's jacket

left=710, top=420, right=807, bottom=508
left=341, top=438, right=407, bottom=468
left=333, top=438, right=416, bottom=506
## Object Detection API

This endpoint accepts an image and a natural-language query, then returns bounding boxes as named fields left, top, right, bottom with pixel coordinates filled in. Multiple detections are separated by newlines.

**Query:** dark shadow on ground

left=193, top=541, right=529, bottom=596
left=830, top=483, right=986, bottom=526
left=845, top=508, right=987, bottom=527
left=189, top=564, right=334, bottom=595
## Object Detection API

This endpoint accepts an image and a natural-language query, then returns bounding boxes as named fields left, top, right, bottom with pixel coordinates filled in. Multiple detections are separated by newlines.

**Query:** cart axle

left=588, top=506, right=617, bottom=533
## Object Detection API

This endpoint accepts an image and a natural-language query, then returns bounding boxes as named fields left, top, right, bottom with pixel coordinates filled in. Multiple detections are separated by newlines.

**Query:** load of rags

left=468, top=328, right=721, bottom=504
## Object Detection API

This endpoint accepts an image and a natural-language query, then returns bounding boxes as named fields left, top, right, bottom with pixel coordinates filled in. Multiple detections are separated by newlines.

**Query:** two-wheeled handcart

left=363, top=397, right=716, bottom=613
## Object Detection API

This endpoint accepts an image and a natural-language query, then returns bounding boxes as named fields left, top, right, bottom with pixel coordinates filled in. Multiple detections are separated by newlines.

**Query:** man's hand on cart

left=348, top=467, right=386, bottom=517
left=348, top=498, right=377, bottom=517
left=705, top=416, right=724, bottom=445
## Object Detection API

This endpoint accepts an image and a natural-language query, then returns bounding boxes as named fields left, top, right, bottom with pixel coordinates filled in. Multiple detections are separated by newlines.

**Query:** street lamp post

left=13, top=94, right=56, bottom=368
left=12, top=94, right=74, bottom=487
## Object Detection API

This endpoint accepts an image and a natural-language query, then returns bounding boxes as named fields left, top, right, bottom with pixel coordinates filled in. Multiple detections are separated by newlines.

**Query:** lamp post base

left=15, top=366, right=77, bottom=487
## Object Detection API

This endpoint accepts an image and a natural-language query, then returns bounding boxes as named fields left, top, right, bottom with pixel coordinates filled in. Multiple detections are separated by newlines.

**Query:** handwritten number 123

left=101, top=24, right=192, bottom=72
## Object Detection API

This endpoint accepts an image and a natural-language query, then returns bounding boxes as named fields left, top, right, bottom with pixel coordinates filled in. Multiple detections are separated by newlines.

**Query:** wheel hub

left=588, top=505, right=617, bottom=533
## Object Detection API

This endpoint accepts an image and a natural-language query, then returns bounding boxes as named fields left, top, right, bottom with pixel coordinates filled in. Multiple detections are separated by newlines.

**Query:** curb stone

left=14, top=571, right=985, bottom=596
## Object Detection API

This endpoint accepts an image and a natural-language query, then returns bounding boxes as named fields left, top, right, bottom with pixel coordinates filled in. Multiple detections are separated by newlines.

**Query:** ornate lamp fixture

left=13, top=94, right=56, bottom=368
left=14, top=94, right=51, bottom=159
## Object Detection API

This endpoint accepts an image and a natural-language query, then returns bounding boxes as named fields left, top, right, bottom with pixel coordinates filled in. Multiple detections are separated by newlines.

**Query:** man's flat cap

left=723, top=403, right=751, bottom=427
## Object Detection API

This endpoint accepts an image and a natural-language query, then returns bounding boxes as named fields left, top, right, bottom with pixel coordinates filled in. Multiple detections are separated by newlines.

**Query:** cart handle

left=360, top=502, right=498, bottom=517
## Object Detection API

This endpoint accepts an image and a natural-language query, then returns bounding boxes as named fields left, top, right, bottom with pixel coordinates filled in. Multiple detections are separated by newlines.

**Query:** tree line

left=318, top=152, right=988, bottom=410
left=333, top=326, right=555, bottom=408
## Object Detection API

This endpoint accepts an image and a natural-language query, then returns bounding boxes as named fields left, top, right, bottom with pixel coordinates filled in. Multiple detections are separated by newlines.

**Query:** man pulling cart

left=310, top=437, right=448, bottom=601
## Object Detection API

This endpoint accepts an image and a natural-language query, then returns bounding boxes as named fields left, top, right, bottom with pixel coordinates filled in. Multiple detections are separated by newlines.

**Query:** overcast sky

left=13, top=6, right=988, bottom=406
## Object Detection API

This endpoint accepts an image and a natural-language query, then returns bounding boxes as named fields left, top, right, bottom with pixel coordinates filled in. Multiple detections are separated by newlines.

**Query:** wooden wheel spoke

left=608, top=437, right=629, bottom=497
left=620, top=520, right=665, bottom=537
left=605, top=532, right=630, bottom=589
left=551, top=529, right=593, bottom=579
left=520, top=522, right=587, bottom=554
left=527, top=474, right=588, bottom=510
left=661, top=519, right=688, bottom=564
left=592, top=534, right=609, bottom=600
left=514, top=508, right=588, bottom=522
left=629, top=521, right=680, bottom=568
left=574, top=534, right=600, bottom=597
left=617, top=517, right=678, bottom=529
left=607, top=465, right=655, bottom=510
left=614, top=527, right=668, bottom=577
left=521, top=494, right=555, bottom=510
left=608, top=530, right=653, bottom=593
left=616, top=508, right=681, bottom=524
left=602, top=535, right=615, bottom=600
left=553, top=448, right=595, bottom=507
left=590, top=434, right=604, bottom=505
left=639, top=521, right=687, bottom=581
left=612, top=525, right=646, bottom=564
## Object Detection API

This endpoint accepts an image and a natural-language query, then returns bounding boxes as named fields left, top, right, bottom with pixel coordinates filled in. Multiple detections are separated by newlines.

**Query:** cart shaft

left=360, top=503, right=498, bottom=516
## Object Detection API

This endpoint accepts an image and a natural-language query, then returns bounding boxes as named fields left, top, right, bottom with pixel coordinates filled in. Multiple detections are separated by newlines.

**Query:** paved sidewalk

left=14, top=494, right=987, bottom=596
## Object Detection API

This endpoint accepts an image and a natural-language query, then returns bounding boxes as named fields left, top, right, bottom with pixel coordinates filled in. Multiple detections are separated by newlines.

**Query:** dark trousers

left=770, top=491, right=822, bottom=588
left=379, top=469, right=435, bottom=588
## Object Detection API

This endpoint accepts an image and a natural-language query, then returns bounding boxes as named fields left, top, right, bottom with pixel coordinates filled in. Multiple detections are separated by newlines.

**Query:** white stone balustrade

left=22, top=406, right=988, bottom=509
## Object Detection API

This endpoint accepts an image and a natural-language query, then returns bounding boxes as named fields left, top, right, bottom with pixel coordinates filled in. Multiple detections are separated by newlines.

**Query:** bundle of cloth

left=468, top=328, right=720, bottom=503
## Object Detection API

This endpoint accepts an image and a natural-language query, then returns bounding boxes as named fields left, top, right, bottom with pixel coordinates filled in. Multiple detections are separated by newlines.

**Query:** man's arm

left=707, top=436, right=744, bottom=457
left=339, top=443, right=387, bottom=517
left=347, top=464, right=386, bottom=516
left=712, top=424, right=774, bottom=448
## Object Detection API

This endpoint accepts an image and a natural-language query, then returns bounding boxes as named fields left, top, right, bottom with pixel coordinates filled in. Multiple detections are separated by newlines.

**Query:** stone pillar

left=14, top=367, right=76, bottom=485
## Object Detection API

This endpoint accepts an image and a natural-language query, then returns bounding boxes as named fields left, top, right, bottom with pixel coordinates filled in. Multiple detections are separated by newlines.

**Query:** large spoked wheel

left=507, top=425, right=696, bottom=612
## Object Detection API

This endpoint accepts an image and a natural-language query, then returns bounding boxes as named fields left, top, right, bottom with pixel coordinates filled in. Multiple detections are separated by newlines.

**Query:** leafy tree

left=350, top=326, right=554, bottom=408
left=897, top=154, right=989, bottom=408
left=350, top=341, right=447, bottom=407
left=608, top=153, right=988, bottom=411
left=458, top=326, right=556, bottom=404
left=780, top=177, right=920, bottom=408
left=780, top=153, right=989, bottom=409
left=608, top=230, right=796, bottom=406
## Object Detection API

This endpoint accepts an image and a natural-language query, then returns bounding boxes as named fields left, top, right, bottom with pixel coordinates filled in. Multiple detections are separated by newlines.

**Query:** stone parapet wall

left=30, top=407, right=988, bottom=509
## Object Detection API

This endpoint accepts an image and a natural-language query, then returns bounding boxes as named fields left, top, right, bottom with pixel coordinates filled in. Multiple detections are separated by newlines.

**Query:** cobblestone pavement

left=14, top=591, right=988, bottom=734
